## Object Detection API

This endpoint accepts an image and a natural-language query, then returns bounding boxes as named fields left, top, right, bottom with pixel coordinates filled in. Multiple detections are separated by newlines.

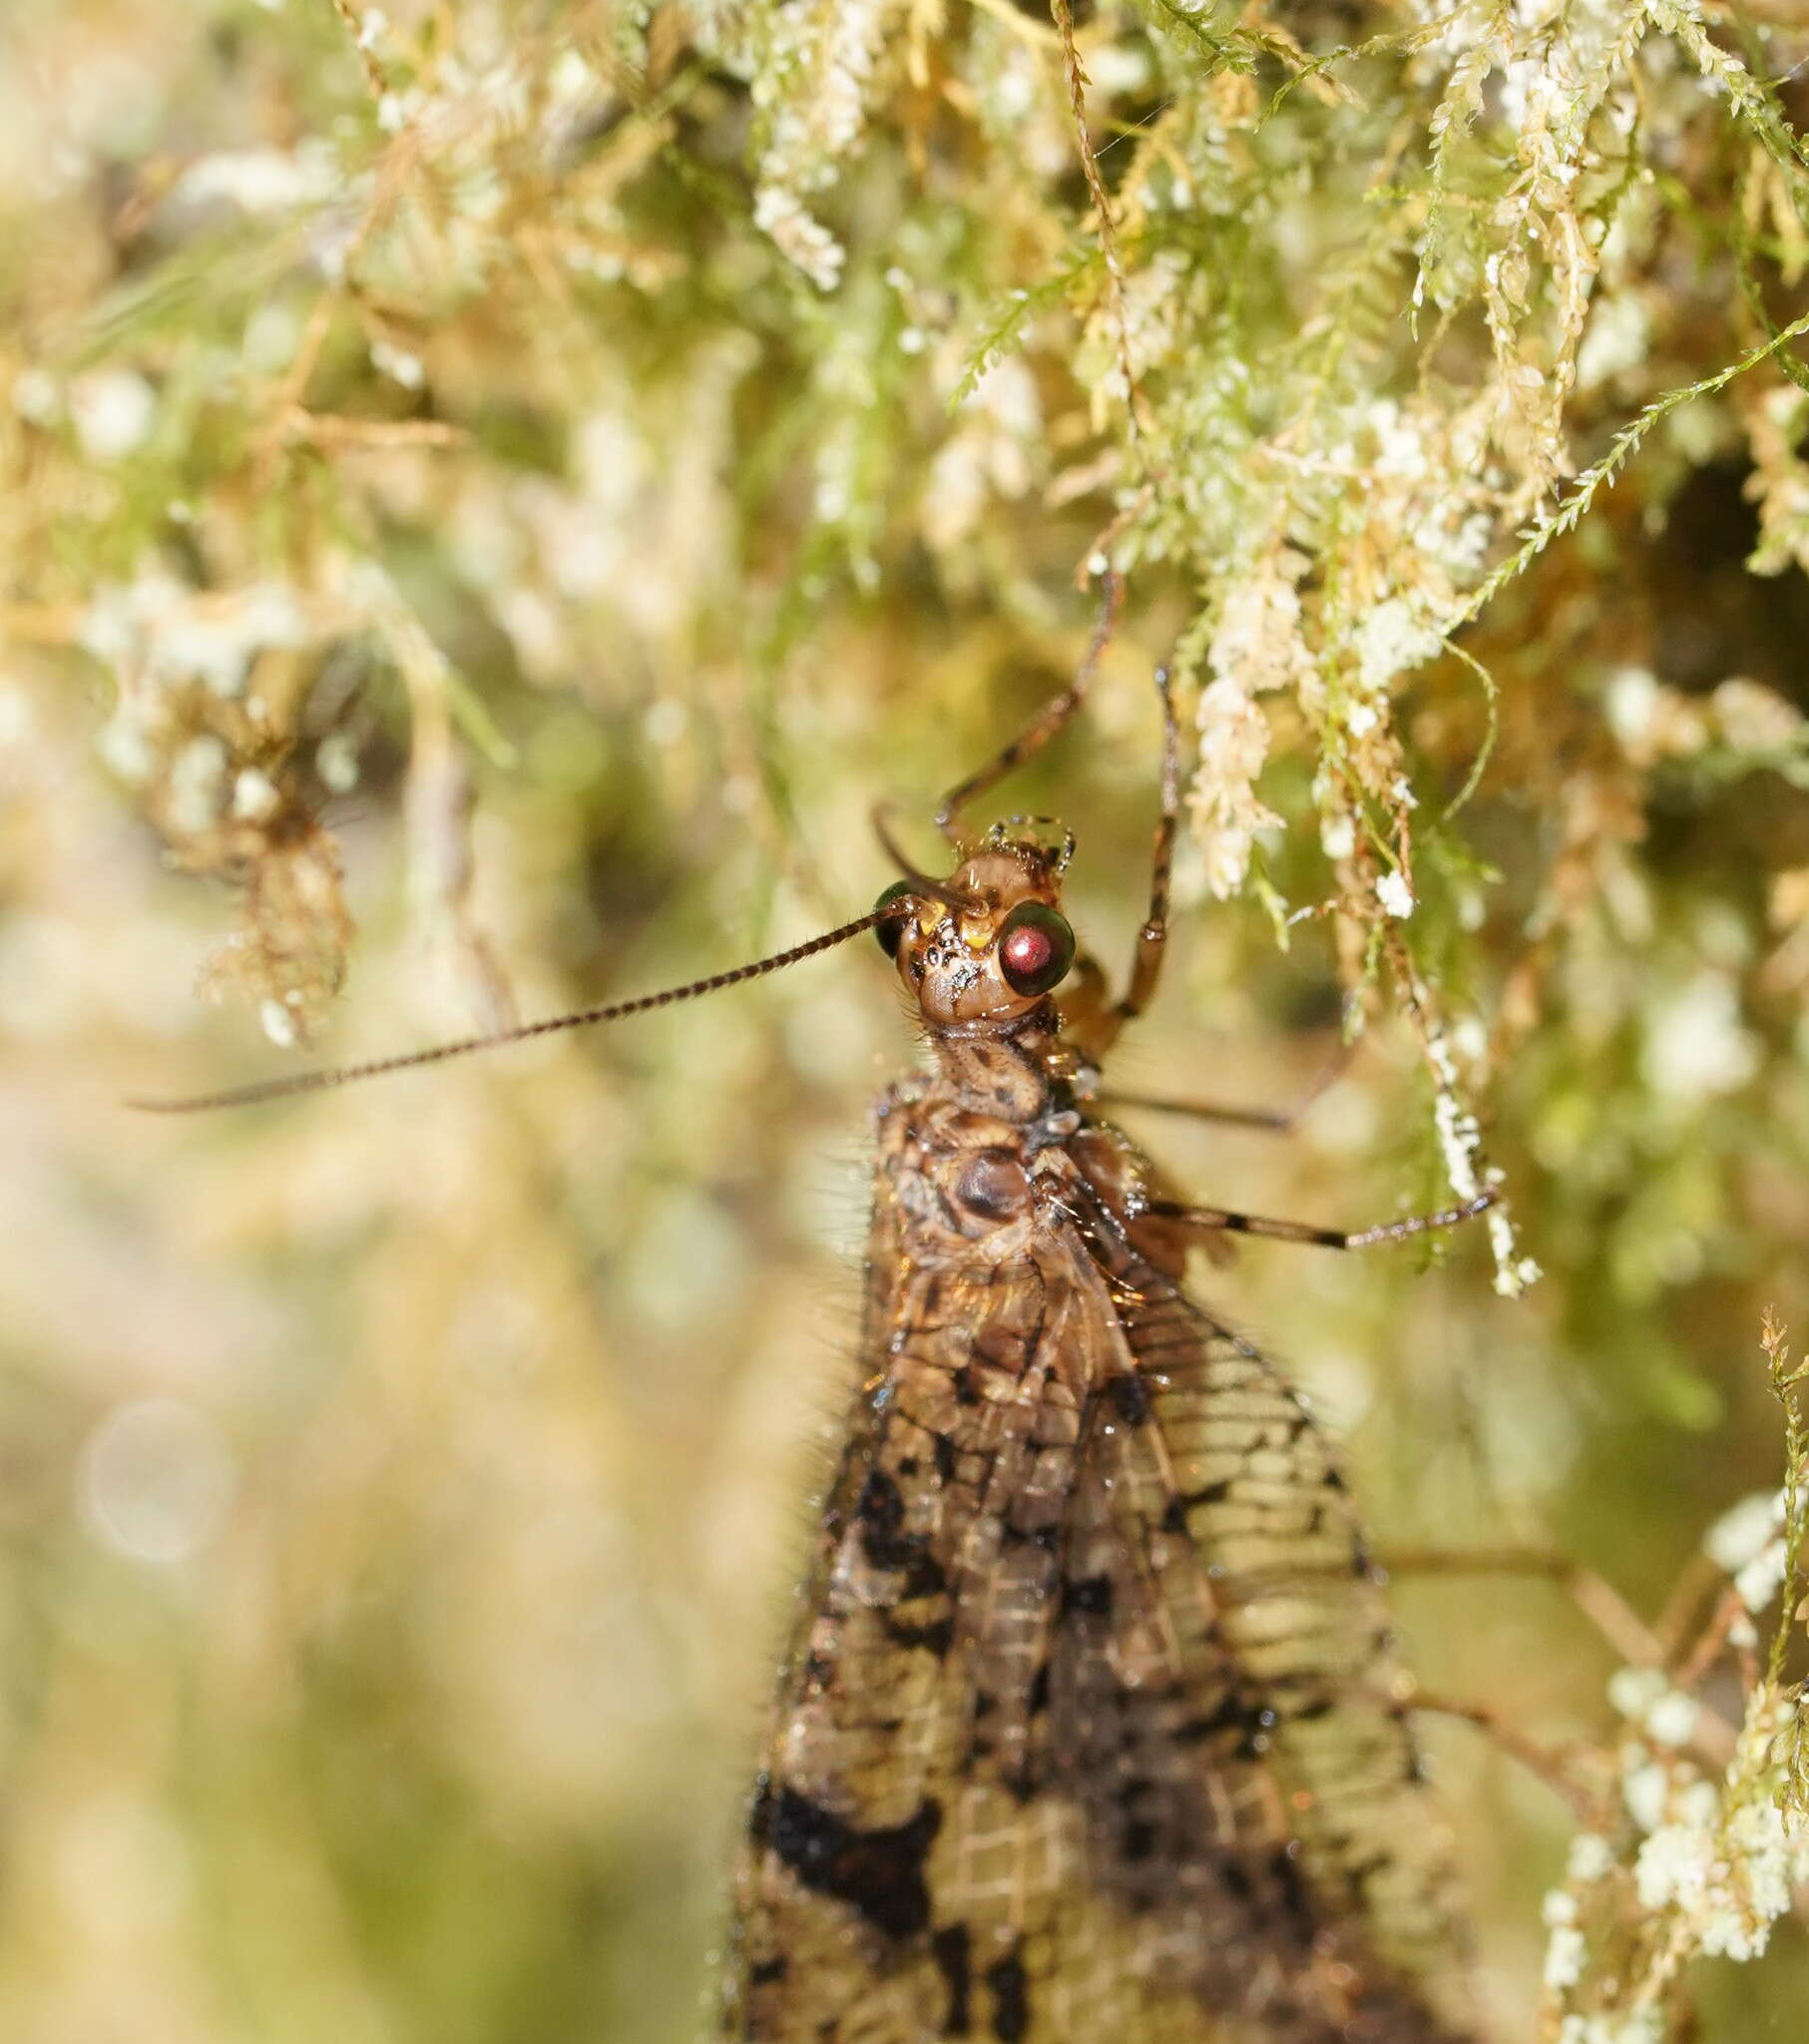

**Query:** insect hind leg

left=1146, top=1191, right=1495, bottom=1252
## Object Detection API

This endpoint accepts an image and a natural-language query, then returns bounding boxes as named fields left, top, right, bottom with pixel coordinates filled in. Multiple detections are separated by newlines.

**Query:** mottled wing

left=1050, top=1198, right=1475, bottom=2041
left=724, top=1201, right=1086, bottom=2042
left=724, top=1135, right=1470, bottom=2044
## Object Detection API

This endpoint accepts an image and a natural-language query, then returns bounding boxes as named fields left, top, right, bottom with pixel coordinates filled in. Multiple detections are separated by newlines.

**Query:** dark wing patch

left=1125, top=1292, right=1470, bottom=1997
left=757, top=1783, right=942, bottom=1939
left=725, top=1234, right=1088, bottom=2042
left=724, top=1109, right=1473, bottom=2044
left=1068, top=1204, right=1477, bottom=2032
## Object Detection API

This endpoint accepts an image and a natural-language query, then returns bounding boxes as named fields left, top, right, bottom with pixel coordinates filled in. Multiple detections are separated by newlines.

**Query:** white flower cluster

left=1351, top=595, right=1442, bottom=696
left=1190, top=676, right=1282, bottom=897
left=1376, top=869, right=1415, bottom=919
left=923, top=358, right=1042, bottom=552
left=1542, top=1877, right=1588, bottom=1989
left=1705, top=1488, right=1791, bottom=1621
left=1602, top=662, right=1801, bottom=774
left=84, top=575, right=290, bottom=686
left=88, top=576, right=316, bottom=787
left=1642, top=972, right=1758, bottom=1107
left=749, top=0, right=892, bottom=290
left=1711, top=675, right=1803, bottom=754
left=752, top=185, right=846, bottom=293
left=166, top=733, right=229, bottom=836
left=1207, top=560, right=1313, bottom=696
left=1113, top=251, right=1187, bottom=383
left=68, top=367, right=157, bottom=462
left=1184, top=560, right=1311, bottom=897
left=171, top=142, right=340, bottom=219
left=1554, top=2014, right=1664, bottom=2044
left=1544, top=1662, right=1807, bottom=2034
left=1632, top=1798, right=1803, bottom=1962
left=1538, top=1825, right=1663, bottom=2038
left=1635, top=1677, right=1807, bottom=1963
left=1609, top=1666, right=1701, bottom=1751
left=1577, top=289, right=1651, bottom=391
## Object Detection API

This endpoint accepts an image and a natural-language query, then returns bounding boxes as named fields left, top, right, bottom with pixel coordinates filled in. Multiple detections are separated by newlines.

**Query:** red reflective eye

left=1003, top=923, right=1053, bottom=981
left=997, top=901, right=1075, bottom=997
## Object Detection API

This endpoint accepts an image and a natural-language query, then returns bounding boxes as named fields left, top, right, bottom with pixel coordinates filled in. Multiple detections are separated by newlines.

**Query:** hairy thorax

left=876, top=1062, right=1194, bottom=1286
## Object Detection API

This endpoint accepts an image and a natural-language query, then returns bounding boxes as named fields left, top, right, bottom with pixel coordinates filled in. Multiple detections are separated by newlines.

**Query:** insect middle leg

left=1096, top=1038, right=1360, bottom=1134
left=1144, top=1190, right=1494, bottom=1251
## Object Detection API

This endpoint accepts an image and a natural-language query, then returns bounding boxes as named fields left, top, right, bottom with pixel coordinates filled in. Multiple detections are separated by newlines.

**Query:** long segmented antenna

left=129, top=903, right=908, bottom=1115
left=871, top=801, right=979, bottom=911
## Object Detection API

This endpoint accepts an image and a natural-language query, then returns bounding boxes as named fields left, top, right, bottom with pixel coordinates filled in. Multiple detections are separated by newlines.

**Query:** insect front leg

left=1058, top=654, right=1179, bottom=1068
left=1091, top=657, right=1177, bottom=1055
left=1143, top=1190, right=1495, bottom=1251
left=933, top=571, right=1123, bottom=843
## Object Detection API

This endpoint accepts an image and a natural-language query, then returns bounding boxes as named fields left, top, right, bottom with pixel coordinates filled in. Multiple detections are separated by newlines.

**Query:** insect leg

left=1095, top=1092, right=1295, bottom=1131
left=1143, top=1190, right=1494, bottom=1251
left=1091, top=658, right=1177, bottom=1052
left=1381, top=1545, right=1658, bottom=1670
left=1095, top=1039, right=1359, bottom=1134
left=933, top=570, right=1123, bottom=842
left=1393, top=1691, right=1607, bottom=1822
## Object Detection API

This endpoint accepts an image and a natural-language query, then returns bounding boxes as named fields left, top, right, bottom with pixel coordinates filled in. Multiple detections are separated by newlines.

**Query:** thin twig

left=1050, top=0, right=1153, bottom=450
left=1384, top=1544, right=1662, bottom=1671
left=327, top=0, right=388, bottom=103
left=1404, top=1688, right=1610, bottom=1823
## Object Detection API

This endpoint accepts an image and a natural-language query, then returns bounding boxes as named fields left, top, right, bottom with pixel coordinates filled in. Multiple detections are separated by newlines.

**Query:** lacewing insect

left=135, top=583, right=1492, bottom=2043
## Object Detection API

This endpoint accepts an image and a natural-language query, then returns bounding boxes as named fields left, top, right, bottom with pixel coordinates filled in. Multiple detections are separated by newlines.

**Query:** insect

left=135, top=584, right=1492, bottom=2044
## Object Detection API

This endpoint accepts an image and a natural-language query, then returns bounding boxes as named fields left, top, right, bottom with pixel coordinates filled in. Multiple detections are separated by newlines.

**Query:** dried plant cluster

left=1525, top=1316, right=1808, bottom=2043
left=2, top=1, right=1808, bottom=2039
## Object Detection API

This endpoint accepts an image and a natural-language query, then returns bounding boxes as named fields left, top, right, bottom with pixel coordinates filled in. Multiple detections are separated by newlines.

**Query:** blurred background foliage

left=3, top=0, right=1809, bottom=2039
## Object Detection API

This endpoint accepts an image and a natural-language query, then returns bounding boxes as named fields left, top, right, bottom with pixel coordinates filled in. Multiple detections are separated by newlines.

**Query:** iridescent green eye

left=873, top=880, right=915, bottom=957
left=997, top=900, right=1075, bottom=997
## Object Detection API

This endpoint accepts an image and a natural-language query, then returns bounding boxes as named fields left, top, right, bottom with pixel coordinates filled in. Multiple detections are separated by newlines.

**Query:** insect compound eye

left=997, top=901, right=1076, bottom=998
left=873, top=880, right=916, bottom=957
